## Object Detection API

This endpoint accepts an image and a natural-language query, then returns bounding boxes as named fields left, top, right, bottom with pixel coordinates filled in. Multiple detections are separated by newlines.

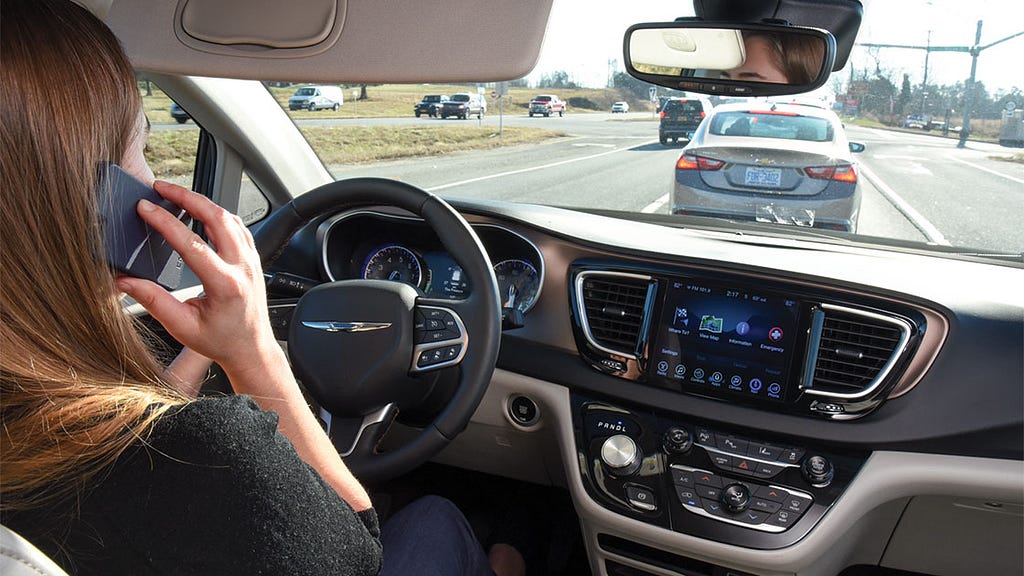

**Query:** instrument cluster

left=319, top=211, right=543, bottom=313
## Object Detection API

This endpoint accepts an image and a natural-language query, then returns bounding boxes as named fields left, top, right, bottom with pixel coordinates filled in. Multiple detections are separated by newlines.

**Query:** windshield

left=151, top=0, right=1024, bottom=261
left=709, top=112, right=834, bottom=142
left=294, top=88, right=316, bottom=96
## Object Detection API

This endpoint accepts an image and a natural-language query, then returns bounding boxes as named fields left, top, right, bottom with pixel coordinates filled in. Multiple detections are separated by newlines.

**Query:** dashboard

left=267, top=201, right=1023, bottom=576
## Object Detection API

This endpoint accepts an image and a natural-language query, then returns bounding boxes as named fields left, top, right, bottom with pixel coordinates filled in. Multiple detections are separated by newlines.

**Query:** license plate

left=744, top=167, right=782, bottom=188
left=678, top=115, right=688, bottom=122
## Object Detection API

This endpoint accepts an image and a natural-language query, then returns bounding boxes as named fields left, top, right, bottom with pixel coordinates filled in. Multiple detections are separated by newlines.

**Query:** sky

left=527, top=0, right=1023, bottom=95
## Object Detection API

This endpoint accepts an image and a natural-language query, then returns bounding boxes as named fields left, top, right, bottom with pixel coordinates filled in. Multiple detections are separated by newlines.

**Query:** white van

left=287, top=85, right=344, bottom=111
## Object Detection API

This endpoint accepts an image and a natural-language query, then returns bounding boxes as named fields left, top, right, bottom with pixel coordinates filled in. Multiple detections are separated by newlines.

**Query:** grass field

left=140, top=81, right=577, bottom=179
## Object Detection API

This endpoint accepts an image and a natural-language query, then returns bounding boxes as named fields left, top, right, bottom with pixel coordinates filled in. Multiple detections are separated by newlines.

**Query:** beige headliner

left=77, top=0, right=554, bottom=83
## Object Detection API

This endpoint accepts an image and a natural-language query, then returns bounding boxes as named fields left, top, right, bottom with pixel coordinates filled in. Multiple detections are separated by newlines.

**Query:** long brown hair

left=1, top=0, right=186, bottom=512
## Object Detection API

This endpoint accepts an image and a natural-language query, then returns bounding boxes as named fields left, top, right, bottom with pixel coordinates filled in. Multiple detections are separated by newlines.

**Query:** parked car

left=611, top=101, right=629, bottom=113
left=659, top=97, right=713, bottom=144
left=169, top=102, right=190, bottom=124
left=287, top=85, right=344, bottom=111
left=440, top=93, right=486, bottom=119
left=414, top=94, right=448, bottom=117
left=672, top=102, right=865, bottom=232
left=529, top=94, right=566, bottom=117
left=903, top=114, right=929, bottom=129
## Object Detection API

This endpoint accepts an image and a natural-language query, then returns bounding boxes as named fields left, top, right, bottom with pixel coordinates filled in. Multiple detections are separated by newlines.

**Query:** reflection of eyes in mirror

left=628, top=27, right=826, bottom=87
left=719, top=32, right=824, bottom=84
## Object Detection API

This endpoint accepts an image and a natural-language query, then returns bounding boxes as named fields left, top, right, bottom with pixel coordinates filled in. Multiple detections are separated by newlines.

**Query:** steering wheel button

left=444, top=345, right=461, bottom=359
left=426, top=318, right=446, bottom=330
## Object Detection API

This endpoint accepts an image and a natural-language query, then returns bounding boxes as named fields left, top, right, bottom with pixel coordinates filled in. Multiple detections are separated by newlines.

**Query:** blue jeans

left=380, top=495, right=494, bottom=576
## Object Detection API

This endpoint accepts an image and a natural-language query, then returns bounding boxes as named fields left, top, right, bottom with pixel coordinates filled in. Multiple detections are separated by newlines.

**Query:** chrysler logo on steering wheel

left=301, top=321, right=393, bottom=333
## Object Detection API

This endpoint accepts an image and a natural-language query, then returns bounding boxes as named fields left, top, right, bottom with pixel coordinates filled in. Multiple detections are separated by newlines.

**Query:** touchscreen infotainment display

left=650, top=279, right=802, bottom=402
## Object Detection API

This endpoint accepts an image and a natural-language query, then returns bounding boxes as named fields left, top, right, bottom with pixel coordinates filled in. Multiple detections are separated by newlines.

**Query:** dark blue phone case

left=97, top=163, right=190, bottom=290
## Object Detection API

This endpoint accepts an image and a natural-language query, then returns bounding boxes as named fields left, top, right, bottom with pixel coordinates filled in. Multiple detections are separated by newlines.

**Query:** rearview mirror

left=624, top=22, right=836, bottom=97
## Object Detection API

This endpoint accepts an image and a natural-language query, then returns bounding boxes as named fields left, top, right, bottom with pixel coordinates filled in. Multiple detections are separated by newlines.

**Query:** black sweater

left=3, top=395, right=383, bottom=575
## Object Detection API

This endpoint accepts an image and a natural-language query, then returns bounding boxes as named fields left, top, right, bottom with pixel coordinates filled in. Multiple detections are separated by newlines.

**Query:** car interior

left=3, top=1, right=1022, bottom=576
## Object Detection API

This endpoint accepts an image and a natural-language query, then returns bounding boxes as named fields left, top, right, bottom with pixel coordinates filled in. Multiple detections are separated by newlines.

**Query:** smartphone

left=97, top=162, right=191, bottom=290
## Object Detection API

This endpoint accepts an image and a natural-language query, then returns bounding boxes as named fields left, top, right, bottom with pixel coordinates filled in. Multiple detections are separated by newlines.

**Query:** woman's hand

left=116, top=181, right=278, bottom=378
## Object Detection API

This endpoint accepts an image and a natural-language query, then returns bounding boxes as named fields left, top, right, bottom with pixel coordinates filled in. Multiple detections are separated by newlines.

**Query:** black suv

left=659, top=98, right=712, bottom=145
left=414, top=94, right=448, bottom=118
left=440, top=93, right=486, bottom=119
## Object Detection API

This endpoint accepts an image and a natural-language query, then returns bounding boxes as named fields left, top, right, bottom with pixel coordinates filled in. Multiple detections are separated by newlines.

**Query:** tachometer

left=362, top=245, right=425, bottom=288
left=493, top=259, right=540, bottom=313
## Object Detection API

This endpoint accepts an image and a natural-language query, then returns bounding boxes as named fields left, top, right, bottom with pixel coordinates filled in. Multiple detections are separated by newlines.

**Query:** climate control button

left=721, top=483, right=751, bottom=513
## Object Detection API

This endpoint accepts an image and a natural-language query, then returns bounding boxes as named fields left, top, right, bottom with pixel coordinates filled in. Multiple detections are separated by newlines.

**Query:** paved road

left=157, top=113, right=1024, bottom=256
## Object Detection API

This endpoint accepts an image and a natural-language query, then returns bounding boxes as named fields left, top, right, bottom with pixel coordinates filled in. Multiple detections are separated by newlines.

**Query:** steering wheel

left=253, top=178, right=502, bottom=483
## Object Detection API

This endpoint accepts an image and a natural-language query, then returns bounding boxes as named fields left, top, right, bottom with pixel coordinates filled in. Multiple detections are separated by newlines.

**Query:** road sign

left=491, top=90, right=498, bottom=99
left=648, top=86, right=657, bottom=101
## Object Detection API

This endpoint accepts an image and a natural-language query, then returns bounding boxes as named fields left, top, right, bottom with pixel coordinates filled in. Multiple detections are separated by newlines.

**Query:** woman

left=720, top=31, right=825, bottom=84
left=0, top=1, right=520, bottom=574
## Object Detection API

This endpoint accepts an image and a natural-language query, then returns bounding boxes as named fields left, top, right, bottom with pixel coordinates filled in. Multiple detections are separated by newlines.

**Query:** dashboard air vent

left=807, top=304, right=912, bottom=399
left=577, top=272, right=653, bottom=358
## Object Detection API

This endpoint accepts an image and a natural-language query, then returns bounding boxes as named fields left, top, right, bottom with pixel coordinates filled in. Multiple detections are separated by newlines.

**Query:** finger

left=117, top=276, right=198, bottom=341
left=136, top=198, right=231, bottom=288
left=152, top=181, right=250, bottom=263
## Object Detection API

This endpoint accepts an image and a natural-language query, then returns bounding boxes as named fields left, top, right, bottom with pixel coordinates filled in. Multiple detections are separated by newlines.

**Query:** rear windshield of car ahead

left=451, top=94, right=470, bottom=102
left=663, top=100, right=704, bottom=113
left=709, top=111, right=834, bottom=142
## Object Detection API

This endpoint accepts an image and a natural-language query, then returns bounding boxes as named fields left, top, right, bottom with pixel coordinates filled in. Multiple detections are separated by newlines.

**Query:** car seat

left=725, top=118, right=751, bottom=136
left=0, top=525, right=69, bottom=576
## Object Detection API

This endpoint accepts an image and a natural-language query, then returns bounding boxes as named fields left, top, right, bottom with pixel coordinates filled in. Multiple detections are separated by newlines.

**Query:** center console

left=573, top=394, right=867, bottom=549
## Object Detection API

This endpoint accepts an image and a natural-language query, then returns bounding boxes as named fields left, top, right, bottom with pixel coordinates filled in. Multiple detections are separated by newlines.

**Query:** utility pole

left=920, top=30, right=930, bottom=115
left=958, top=21, right=983, bottom=149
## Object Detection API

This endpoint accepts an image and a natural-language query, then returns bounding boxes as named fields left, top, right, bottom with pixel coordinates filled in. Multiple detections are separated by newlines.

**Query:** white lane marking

left=572, top=143, right=616, bottom=148
left=425, top=139, right=659, bottom=192
left=864, top=128, right=896, bottom=140
left=858, top=164, right=950, bottom=246
left=642, top=194, right=669, bottom=213
left=945, top=154, right=1024, bottom=186
left=873, top=154, right=930, bottom=161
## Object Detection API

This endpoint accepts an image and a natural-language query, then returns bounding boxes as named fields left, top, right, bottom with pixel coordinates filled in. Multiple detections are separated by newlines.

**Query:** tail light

left=699, top=111, right=706, bottom=119
left=676, top=154, right=725, bottom=171
left=805, top=164, right=857, bottom=183
left=660, top=111, right=666, bottom=118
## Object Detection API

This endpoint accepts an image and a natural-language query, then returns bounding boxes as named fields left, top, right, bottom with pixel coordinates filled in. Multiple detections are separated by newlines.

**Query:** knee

left=406, top=495, right=463, bottom=523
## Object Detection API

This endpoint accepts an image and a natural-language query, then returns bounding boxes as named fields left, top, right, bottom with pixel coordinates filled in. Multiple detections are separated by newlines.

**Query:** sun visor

left=102, top=0, right=554, bottom=83
left=176, top=0, right=344, bottom=56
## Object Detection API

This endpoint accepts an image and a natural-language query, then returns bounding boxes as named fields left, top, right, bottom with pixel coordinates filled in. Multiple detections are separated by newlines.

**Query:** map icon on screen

left=699, top=315, right=723, bottom=333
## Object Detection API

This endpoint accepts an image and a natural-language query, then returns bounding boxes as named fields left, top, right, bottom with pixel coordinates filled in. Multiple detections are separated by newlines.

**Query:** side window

left=140, top=77, right=269, bottom=226
left=139, top=77, right=198, bottom=189
left=239, top=170, right=271, bottom=225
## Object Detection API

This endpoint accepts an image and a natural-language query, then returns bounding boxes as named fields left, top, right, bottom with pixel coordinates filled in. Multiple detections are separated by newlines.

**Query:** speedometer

left=493, top=259, right=540, bottom=313
left=362, top=245, right=425, bottom=289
